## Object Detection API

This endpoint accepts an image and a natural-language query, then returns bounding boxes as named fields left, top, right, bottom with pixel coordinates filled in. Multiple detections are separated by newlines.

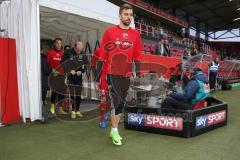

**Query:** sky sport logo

left=127, top=113, right=183, bottom=131
left=195, top=110, right=226, bottom=129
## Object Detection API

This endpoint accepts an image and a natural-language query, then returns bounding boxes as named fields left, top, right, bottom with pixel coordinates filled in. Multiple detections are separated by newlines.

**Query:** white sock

left=111, top=128, right=118, bottom=132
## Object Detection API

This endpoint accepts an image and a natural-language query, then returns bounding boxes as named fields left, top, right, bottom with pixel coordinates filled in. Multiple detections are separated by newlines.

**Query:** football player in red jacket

left=96, top=4, right=142, bottom=145
left=46, top=38, right=66, bottom=114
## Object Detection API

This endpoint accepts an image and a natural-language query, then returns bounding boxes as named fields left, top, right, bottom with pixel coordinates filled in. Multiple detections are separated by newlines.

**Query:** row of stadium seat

left=170, top=48, right=184, bottom=58
left=143, top=42, right=156, bottom=54
left=142, top=43, right=185, bottom=58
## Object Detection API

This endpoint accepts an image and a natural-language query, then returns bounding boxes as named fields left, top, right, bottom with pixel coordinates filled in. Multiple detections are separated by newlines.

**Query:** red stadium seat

left=151, top=44, right=156, bottom=54
left=135, top=22, right=140, bottom=31
left=143, top=43, right=148, bottom=52
left=146, top=44, right=151, bottom=52
left=193, top=100, right=206, bottom=110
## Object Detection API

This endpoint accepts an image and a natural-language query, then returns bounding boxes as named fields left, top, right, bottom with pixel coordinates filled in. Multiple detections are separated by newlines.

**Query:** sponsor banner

left=127, top=113, right=145, bottom=126
left=196, top=110, right=226, bottom=129
left=145, top=115, right=183, bottom=131
left=127, top=113, right=183, bottom=131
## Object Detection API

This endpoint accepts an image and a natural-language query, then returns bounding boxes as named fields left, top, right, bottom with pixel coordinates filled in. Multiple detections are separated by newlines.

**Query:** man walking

left=96, top=4, right=142, bottom=146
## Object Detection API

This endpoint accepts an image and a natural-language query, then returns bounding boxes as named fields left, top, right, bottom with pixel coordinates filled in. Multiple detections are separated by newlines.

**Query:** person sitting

left=162, top=68, right=210, bottom=110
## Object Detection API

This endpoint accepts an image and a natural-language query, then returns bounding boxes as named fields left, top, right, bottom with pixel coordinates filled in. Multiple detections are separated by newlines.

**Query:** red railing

left=135, top=22, right=155, bottom=37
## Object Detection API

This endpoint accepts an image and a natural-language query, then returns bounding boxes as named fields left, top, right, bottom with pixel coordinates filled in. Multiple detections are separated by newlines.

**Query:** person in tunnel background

left=46, top=38, right=66, bottom=115
left=64, top=45, right=71, bottom=52
left=41, top=51, right=53, bottom=123
left=61, top=41, right=89, bottom=119
left=41, top=51, right=52, bottom=106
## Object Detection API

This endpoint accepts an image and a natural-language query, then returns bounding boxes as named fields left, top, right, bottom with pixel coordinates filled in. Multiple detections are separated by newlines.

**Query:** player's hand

left=70, top=70, right=76, bottom=75
left=64, top=77, right=68, bottom=85
left=99, top=90, right=106, bottom=102
left=100, top=96, right=106, bottom=102
left=166, top=90, right=173, bottom=96
left=76, top=71, right=82, bottom=76
left=52, top=69, right=60, bottom=77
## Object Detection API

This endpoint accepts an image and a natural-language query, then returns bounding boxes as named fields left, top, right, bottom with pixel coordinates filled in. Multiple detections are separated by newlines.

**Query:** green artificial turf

left=0, top=87, right=239, bottom=160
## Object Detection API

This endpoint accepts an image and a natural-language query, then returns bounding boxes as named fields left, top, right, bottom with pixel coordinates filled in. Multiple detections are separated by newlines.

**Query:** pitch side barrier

left=217, top=71, right=240, bottom=90
left=124, top=97, right=228, bottom=138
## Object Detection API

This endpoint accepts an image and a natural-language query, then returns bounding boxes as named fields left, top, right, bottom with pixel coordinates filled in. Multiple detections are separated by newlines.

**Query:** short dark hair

left=54, top=37, right=62, bottom=43
left=119, top=3, right=133, bottom=14
left=64, top=45, right=71, bottom=50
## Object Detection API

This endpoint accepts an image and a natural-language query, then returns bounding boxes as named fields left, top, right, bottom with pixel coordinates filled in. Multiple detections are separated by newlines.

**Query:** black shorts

left=107, top=75, right=130, bottom=115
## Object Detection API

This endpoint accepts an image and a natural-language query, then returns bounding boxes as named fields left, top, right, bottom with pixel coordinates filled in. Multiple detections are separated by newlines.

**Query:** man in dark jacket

left=61, top=41, right=89, bottom=119
left=41, top=53, right=52, bottom=103
left=162, top=68, right=209, bottom=110
left=41, top=53, right=52, bottom=123
left=209, top=57, right=220, bottom=89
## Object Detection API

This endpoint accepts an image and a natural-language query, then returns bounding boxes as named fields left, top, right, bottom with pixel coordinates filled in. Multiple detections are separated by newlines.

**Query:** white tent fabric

left=0, top=0, right=122, bottom=122
left=39, top=6, right=114, bottom=48
left=1, top=0, right=42, bottom=122
left=38, top=0, right=120, bottom=26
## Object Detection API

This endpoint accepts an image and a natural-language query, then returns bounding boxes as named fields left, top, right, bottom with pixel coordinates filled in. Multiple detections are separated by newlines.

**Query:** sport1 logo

left=127, top=113, right=144, bottom=126
left=145, top=115, right=183, bottom=131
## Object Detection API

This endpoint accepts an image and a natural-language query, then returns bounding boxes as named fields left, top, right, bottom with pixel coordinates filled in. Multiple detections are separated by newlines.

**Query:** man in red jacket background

left=46, top=38, right=66, bottom=114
